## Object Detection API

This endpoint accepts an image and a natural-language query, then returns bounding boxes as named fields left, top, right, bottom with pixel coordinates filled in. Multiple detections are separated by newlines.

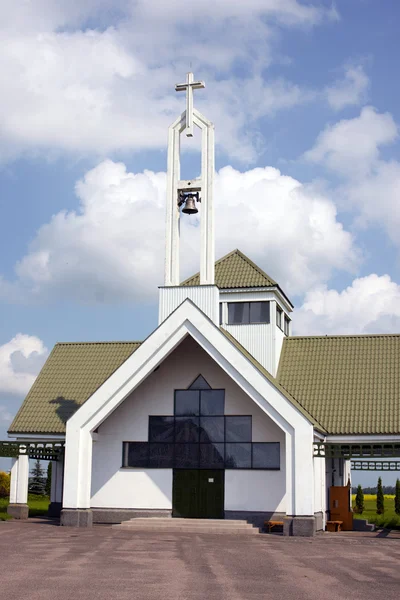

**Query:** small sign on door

left=208, top=478, right=214, bottom=483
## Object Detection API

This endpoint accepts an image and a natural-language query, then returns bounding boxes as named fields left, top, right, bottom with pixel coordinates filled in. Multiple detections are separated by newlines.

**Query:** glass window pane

left=284, top=316, right=290, bottom=336
left=189, top=375, right=211, bottom=390
left=175, top=390, right=199, bottom=415
left=200, top=443, right=224, bottom=469
left=175, top=417, right=199, bottom=443
left=149, top=443, right=174, bottom=468
left=250, top=302, right=270, bottom=324
left=200, top=390, right=225, bottom=415
left=174, top=444, right=199, bottom=468
left=228, top=302, right=249, bottom=325
left=125, top=442, right=149, bottom=467
left=148, top=416, right=174, bottom=442
left=225, top=416, right=252, bottom=442
left=276, top=306, right=282, bottom=329
left=225, top=443, right=251, bottom=468
left=199, top=416, right=225, bottom=442
left=252, top=443, right=280, bottom=469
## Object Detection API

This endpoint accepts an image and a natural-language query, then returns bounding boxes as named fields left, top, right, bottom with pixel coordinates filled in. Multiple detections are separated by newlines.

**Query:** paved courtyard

left=1, top=520, right=400, bottom=600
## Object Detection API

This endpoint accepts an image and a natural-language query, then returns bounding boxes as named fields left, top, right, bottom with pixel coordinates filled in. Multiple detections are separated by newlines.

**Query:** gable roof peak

left=182, top=248, right=277, bottom=289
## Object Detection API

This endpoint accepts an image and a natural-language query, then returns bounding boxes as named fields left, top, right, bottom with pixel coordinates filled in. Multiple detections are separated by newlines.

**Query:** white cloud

left=0, top=1, right=335, bottom=163
left=304, top=106, right=398, bottom=176
left=304, top=107, right=400, bottom=245
left=295, top=274, right=400, bottom=335
left=0, top=335, right=48, bottom=396
left=1, top=159, right=359, bottom=303
left=325, top=65, right=369, bottom=111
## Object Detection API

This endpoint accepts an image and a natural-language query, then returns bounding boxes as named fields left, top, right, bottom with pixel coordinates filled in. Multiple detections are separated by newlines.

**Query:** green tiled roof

left=220, top=328, right=326, bottom=432
left=8, top=342, right=140, bottom=435
left=277, top=334, right=400, bottom=435
left=182, top=249, right=278, bottom=289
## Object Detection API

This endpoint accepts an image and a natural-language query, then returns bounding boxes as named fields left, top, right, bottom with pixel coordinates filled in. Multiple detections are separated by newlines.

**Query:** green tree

left=376, top=476, right=384, bottom=515
left=29, top=459, right=46, bottom=495
left=354, top=484, right=364, bottom=514
left=395, top=478, right=400, bottom=516
left=0, top=471, right=10, bottom=498
left=45, top=462, right=52, bottom=497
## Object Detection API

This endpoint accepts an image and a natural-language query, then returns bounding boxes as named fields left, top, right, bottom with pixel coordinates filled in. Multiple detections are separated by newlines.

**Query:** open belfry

left=2, top=73, right=400, bottom=536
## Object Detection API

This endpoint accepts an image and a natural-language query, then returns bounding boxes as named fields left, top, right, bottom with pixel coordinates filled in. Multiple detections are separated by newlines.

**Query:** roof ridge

left=55, top=341, right=142, bottom=346
left=233, top=249, right=278, bottom=286
left=287, top=333, right=400, bottom=341
left=181, top=248, right=278, bottom=288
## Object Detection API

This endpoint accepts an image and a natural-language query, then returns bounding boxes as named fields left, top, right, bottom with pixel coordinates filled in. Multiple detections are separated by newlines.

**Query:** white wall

left=225, top=470, right=285, bottom=512
left=159, top=285, right=219, bottom=325
left=91, top=336, right=286, bottom=512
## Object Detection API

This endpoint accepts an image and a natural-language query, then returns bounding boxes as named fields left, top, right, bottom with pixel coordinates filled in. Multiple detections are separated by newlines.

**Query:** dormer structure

left=181, top=249, right=293, bottom=376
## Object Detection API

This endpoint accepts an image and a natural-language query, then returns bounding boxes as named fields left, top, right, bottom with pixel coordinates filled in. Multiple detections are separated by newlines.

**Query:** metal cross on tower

left=175, top=72, right=205, bottom=137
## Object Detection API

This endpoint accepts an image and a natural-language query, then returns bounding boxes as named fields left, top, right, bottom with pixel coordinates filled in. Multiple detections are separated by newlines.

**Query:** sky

left=0, top=0, right=400, bottom=486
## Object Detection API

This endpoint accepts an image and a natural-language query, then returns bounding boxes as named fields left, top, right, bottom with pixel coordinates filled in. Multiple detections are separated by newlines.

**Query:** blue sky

left=1, top=1, right=400, bottom=486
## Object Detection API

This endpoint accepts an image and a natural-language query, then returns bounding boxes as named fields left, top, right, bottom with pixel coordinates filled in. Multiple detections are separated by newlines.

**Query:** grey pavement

left=1, top=519, right=400, bottom=600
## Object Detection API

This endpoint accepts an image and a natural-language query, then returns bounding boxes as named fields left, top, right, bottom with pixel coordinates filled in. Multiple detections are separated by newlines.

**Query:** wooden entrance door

left=172, top=469, right=224, bottom=519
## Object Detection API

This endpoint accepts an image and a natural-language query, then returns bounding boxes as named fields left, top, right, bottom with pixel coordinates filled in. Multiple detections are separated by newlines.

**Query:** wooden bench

left=265, top=520, right=284, bottom=533
left=326, top=520, right=343, bottom=532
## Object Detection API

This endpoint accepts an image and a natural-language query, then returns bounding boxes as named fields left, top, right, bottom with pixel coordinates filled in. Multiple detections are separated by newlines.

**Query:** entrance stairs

left=113, top=518, right=260, bottom=535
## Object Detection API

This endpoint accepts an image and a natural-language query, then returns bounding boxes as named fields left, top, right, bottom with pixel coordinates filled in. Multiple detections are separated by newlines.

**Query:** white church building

left=4, top=74, right=400, bottom=536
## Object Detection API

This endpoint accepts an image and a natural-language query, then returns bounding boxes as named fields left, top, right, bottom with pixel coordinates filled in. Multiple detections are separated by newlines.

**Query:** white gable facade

left=59, top=300, right=321, bottom=535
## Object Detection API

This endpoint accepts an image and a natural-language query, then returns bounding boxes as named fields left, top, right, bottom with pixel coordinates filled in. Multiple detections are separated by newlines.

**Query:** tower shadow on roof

left=50, top=396, right=81, bottom=425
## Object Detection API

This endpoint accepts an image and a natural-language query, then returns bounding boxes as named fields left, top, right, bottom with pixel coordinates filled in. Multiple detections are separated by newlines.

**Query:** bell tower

left=164, top=72, right=215, bottom=287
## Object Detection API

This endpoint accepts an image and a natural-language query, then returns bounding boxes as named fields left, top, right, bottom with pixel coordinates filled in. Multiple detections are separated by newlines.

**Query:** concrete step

left=114, top=518, right=259, bottom=535
left=117, top=521, right=254, bottom=530
left=118, top=518, right=253, bottom=527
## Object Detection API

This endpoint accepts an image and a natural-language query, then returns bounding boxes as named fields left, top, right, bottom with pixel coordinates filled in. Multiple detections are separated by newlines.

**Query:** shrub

left=376, top=477, right=384, bottom=515
left=395, top=479, right=400, bottom=516
left=0, top=471, right=10, bottom=498
left=354, top=484, right=364, bottom=514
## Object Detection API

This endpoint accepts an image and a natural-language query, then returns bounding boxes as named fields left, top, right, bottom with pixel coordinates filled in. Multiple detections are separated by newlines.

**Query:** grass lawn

left=0, top=495, right=50, bottom=521
left=352, top=494, right=400, bottom=528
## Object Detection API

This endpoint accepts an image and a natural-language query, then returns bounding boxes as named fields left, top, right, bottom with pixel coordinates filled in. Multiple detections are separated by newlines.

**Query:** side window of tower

left=276, top=305, right=283, bottom=330
left=227, top=302, right=270, bottom=325
left=284, top=315, right=290, bottom=336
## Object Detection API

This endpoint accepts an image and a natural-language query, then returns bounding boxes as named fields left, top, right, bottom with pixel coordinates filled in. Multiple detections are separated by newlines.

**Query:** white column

left=62, top=428, right=92, bottom=509
left=200, top=120, right=215, bottom=285
left=165, top=117, right=182, bottom=286
left=50, top=460, right=64, bottom=504
left=9, top=454, right=29, bottom=505
left=293, top=427, right=315, bottom=516
left=284, top=425, right=315, bottom=536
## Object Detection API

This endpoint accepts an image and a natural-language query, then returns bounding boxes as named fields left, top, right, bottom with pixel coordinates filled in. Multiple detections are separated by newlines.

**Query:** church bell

left=182, top=194, right=198, bottom=215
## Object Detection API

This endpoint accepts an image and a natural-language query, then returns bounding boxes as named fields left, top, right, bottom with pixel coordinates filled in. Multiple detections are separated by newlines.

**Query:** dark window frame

left=227, top=301, right=270, bottom=325
left=284, top=315, right=290, bottom=336
left=174, top=388, right=225, bottom=417
left=122, top=440, right=280, bottom=470
left=276, top=305, right=283, bottom=331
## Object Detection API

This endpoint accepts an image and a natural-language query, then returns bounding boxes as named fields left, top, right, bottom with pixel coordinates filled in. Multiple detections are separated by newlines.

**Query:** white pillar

left=284, top=426, right=316, bottom=536
left=50, top=460, right=64, bottom=504
left=61, top=428, right=93, bottom=526
left=199, top=118, right=215, bottom=285
left=7, top=453, right=29, bottom=519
